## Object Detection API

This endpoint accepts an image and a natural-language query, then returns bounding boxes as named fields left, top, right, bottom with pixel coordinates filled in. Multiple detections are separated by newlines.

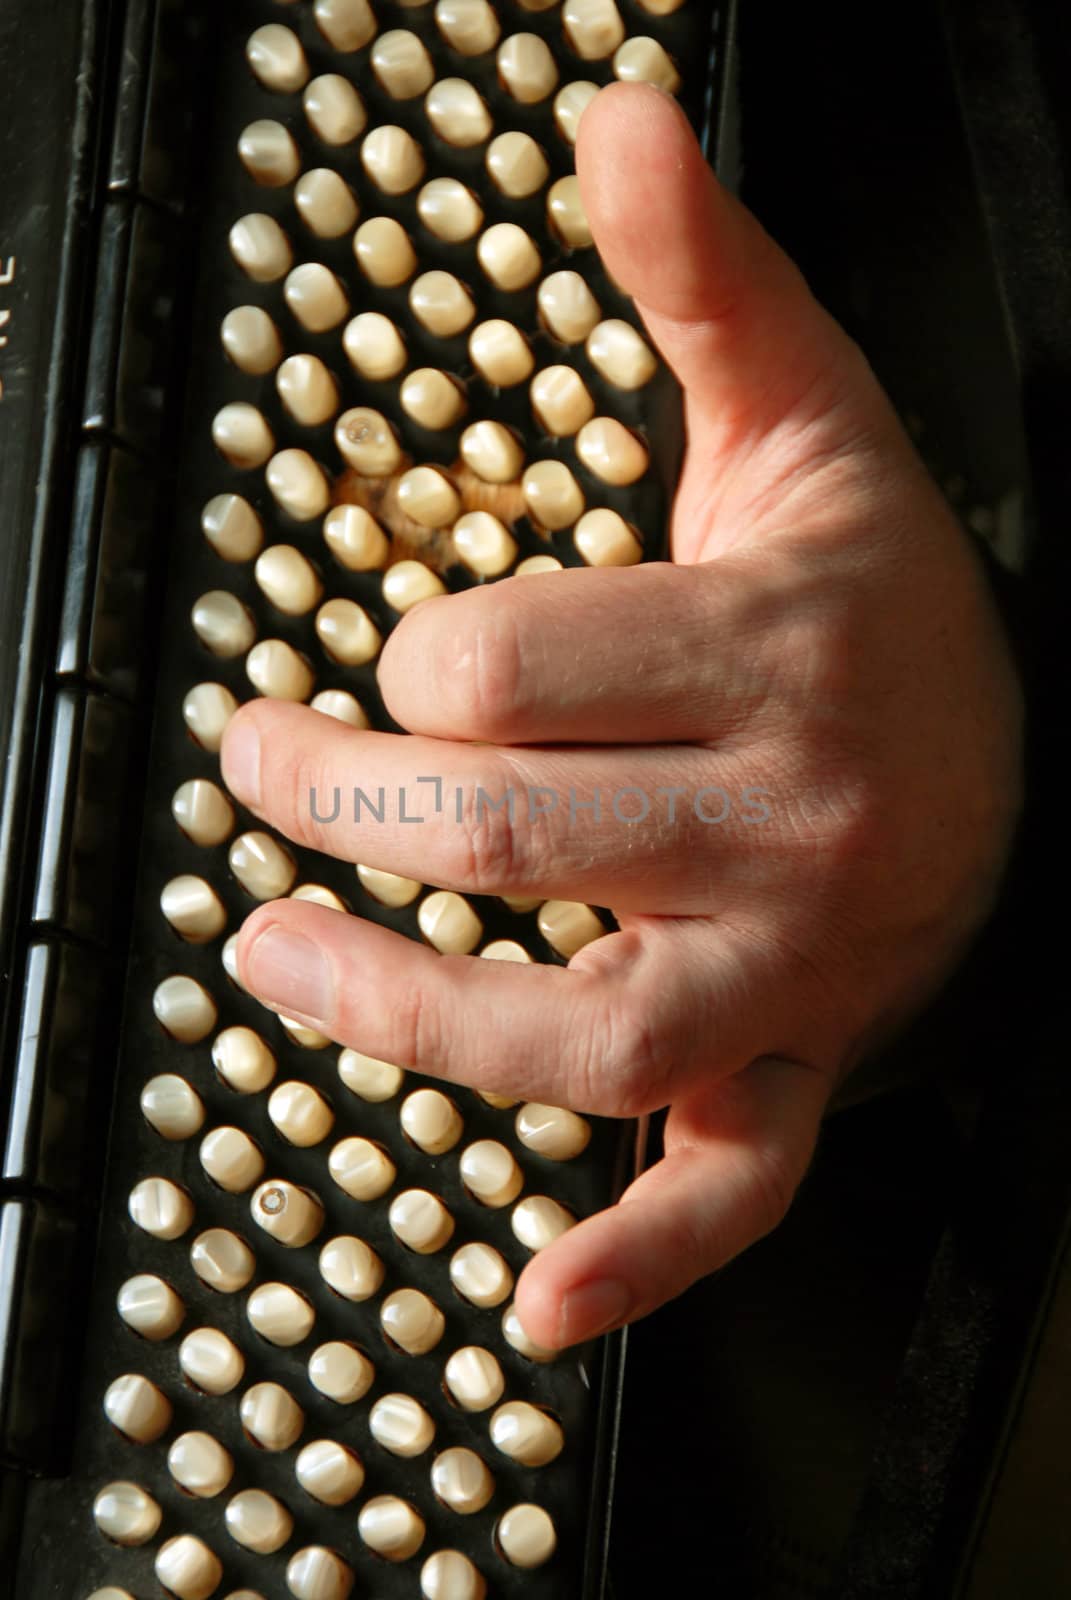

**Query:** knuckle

left=594, top=996, right=670, bottom=1118
left=745, top=1140, right=800, bottom=1238
left=444, top=790, right=527, bottom=893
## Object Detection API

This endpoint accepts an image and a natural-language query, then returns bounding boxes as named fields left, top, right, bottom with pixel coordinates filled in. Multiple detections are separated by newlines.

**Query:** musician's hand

left=221, top=84, right=1022, bottom=1348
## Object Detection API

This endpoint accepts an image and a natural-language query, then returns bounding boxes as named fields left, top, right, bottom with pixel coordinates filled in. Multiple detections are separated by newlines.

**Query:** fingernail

left=245, top=925, right=334, bottom=1022
left=222, top=715, right=261, bottom=808
left=556, top=1278, right=632, bottom=1345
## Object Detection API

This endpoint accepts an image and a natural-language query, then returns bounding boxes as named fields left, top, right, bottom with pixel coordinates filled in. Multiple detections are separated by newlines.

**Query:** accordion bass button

left=356, top=863, right=423, bottom=908
left=239, top=1381, right=305, bottom=1451
left=191, top=589, right=256, bottom=657
left=189, top=1227, right=256, bottom=1293
left=614, top=34, right=682, bottom=92
left=430, top=1446, right=495, bottom=1513
left=335, top=403, right=404, bottom=473
left=284, top=264, right=350, bottom=334
left=116, top=1274, right=185, bottom=1342
left=199, top=1126, right=265, bottom=1193
left=380, top=1286, right=446, bottom=1352
left=92, top=1481, right=162, bottom=1546
left=266, top=447, right=332, bottom=520
left=575, top=416, right=650, bottom=485
left=323, top=503, right=391, bottom=571
left=319, top=1234, right=385, bottom=1301
left=238, top=118, right=301, bottom=186
left=537, top=898, right=605, bottom=956
left=563, top=0, right=625, bottom=59
left=370, top=1392, right=436, bottom=1456
left=294, top=168, right=360, bottom=238
left=153, top=1533, right=224, bottom=1600
left=286, top=1545, right=356, bottom=1600
left=140, top=1073, right=205, bottom=1140
left=229, top=213, right=293, bottom=283
left=417, top=889, right=482, bottom=954
left=229, top=830, right=298, bottom=901
left=247, top=1282, right=316, bottom=1347
left=246, top=24, right=310, bottom=93
left=342, top=311, right=407, bottom=381
left=201, top=491, right=265, bottom=561
left=502, top=1302, right=559, bottom=1362
left=410, top=273, right=477, bottom=338
left=246, top=638, right=316, bottom=702
left=459, top=1140, right=524, bottom=1207
left=358, top=1495, right=427, bottom=1561
left=338, top=1046, right=406, bottom=1099
left=553, top=79, right=599, bottom=144
left=152, top=971, right=219, bottom=1039
left=400, top=1088, right=464, bottom=1154
left=354, top=217, right=417, bottom=287
left=421, top=1551, right=486, bottom=1600
left=268, top=1081, right=335, bottom=1146
left=225, top=1487, right=294, bottom=1553
left=361, top=125, right=426, bottom=195
left=496, top=34, right=558, bottom=104
left=314, top=0, right=377, bottom=53
left=221, top=306, right=284, bottom=376
left=275, top=355, right=340, bottom=428
left=521, top=461, right=585, bottom=531
left=303, top=73, right=368, bottom=145
left=211, top=1026, right=276, bottom=1093
left=547, top=175, right=593, bottom=249
left=489, top=1400, right=564, bottom=1467
left=515, top=1102, right=592, bottom=1160
left=372, top=29, right=435, bottom=98
left=255, top=542, right=324, bottom=615
left=103, top=1374, right=173, bottom=1443
left=530, top=365, right=595, bottom=436
left=468, top=318, right=534, bottom=386
left=443, top=1346, right=505, bottom=1412
left=516, top=554, right=563, bottom=575
left=425, top=78, right=493, bottom=146
left=477, top=220, right=542, bottom=289
left=170, top=780, right=235, bottom=850
left=178, top=1328, right=245, bottom=1396
left=296, top=1439, right=365, bottom=1505
left=434, top=0, right=501, bottom=57
left=167, top=1430, right=235, bottom=1498
left=315, top=598, right=382, bottom=665
left=395, top=470, right=462, bottom=533
left=496, top=1502, right=558, bottom=1568
left=129, top=1177, right=195, bottom=1241
left=449, top=1242, right=514, bottom=1307
left=459, top=421, right=523, bottom=483
left=511, top=1194, right=576, bottom=1252
left=182, top=682, right=239, bottom=751
left=251, top=1179, right=325, bottom=1246
left=453, top=512, right=517, bottom=577
left=537, top=269, right=601, bottom=344
left=329, top=1135, right=397, bottom=1200
left=574, top=507, right=643, bottom=567
left=484, top=131, right=548, bottom=198
left=308, top=1340, right=376, bottom=1404
left=401, top=367, right=468, bottom=427
left=586, top=317, right=658, bottom=389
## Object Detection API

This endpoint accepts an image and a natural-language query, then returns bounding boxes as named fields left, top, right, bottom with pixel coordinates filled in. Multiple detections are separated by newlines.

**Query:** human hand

left=220, top=83, right=1023, bottom=1349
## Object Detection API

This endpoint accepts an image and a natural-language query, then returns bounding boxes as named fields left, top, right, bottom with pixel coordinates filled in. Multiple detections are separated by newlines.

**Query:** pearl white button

left=276, top=355, right=340, bottom=428
left=358, top=1495, right=426, bottom=1561
left=449, top=1241, right=514, bottom=1307
left=319, top=1234, right=385, bottom=1301
left=246, top=638, right=315, bottom=701
left=221, top=306, right=284, bottom=376
left=353, top=217, right=417, bottom=286
left=356, top=864, right=423, bottom=907
left=338, top=1047, right=405, bottom=1099
left=167, top=1430, right=234, bottom=1498
left=211, top=1026, right=276, bottom=1092
left=314, top=0, right=377, bottom=52
left=418, top=890, right=482, bottom=954
left=335, top=405, right=404, bottom=473
left=370, top=1392, right=436, bottom=1456
left=511, top=1194, right=576, bottom=1251
left=225, top=1488, right=294, bottom=1554
left=443, top=1345, right=504, bottom=1411
left=389, top=1189, right=455, bottom=1254
left=251, top=1180, right=325, bottom=1247
left=380, top=1286, right=446, bottom=1353
left=328, top=1135, right=397, bottom=1200
left=154, top=1534, right=223, bottom=1600
left=103, top=1374, right=172, bottom=1443
left=435, top=0, right=500, bottom=55
left=430, top=1447, right=495, bottom=1513
left=240, top=1382, right=305, bottom=1451
left=489, top=1400, right=564, bottom=1466
left=297, top=1439, right=365, bottom=1505
left=191, top=589, right=255, bottom=656
left=179, top=1328, right=245, bottom=1395
left=537, top=270, right=601, bottom=343
left=304, top=73, right=367, bottom=145
left=538, top=897, right=605, bottom=955
left=129, top=1177, right=194, bottom=1241
left=229, top=214, right=292, bottom=284
left=190, top=1228, right=256, bottom=1293
left=247, top=1282, right=316, bottom=1347
left=140, top=1074, right=204, bottom=1140
left=238, top=119, right=301, bottom=186
left=246, top=24, right=309, bottom=92
left=93, top=1481, right=161, bottom=1545
left=420, top=1550, right=487, bottom=1600
left=485, top=129, right=549, bottom=195
left=400, top=1088, right=464, bottom=1154
left=286, top=1546, right=356, bottom=1600
left=268, top=1081, right=335, bottom=1146
left=170, top=781, right=235, bottom=851
left=362, top=124, right=425, bottom=195
left=199, top=1126, right=265, bottom=1193
left=496, top=1502, right=558, bottom=1568
left=342, top=312, right=407, bottom=381
left=308, top=1340, right=375, bottom=1404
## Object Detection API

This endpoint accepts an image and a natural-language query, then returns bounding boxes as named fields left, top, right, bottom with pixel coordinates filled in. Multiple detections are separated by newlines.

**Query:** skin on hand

left=219, top=84, right=1023, bottom=1350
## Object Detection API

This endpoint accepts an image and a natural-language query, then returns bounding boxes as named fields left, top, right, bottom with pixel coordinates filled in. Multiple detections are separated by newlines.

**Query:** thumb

left=576, top=84, right=866, bottom=437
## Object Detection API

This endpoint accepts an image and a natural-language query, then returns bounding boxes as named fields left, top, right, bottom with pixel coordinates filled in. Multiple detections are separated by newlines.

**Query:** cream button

left=489, top=1401, right=564, bottom=1466
left=547, top=175, right=593, bottom=248
left=531, top=365, right=595, bottom=435
left=420, top=1551, right=487, bottom=1600
left=329, top=1136, right=397, bottom=1200
left=297, top=1439, right=365, bottom=1505
left=384, top=561, right=449, bottom=614
left=308, top=1341, right=375, bottom=1404
left=354, top=216, right=417, bottom=286
left=221, top=306, right=283, bottom=376
left=129, top=1177, right=194, bottom=1241
left=191, top=589, right=256, bottom=656
left=320, top=1234, right=385, bottom=1301
left=409, top=273, right=476, bottom=338
left=537, top=897, right=605, bottom=955
left=479, top=938, right=532, bottom=961
left=575, top=417, right=649, bottom=484
left=502, top=1302, right=559, bottom=1362
left=418, top=889, right=482, bottom=954
left=362, top=125, right=425, bottom=194
left=266, top=448, right=332, bottom=520
left=171, top=781, right=235, bottom=851
left=380, top=1286, right=446, bottom=1352
left=238, top=119, right=301, bottom=186
left=614, top=34, right=681, bottom=91
left=200, top=1127, right=265, bottom=1193
left=443, top=1346, right=504, bottom=1411
left=117, top=1274, right=184, bottom=1341
left=268, top=1082, right=335, bottom=1146
left=357, top=864, right=422, bottom=907
left=225, top=1488, right=294, bottom=1554
left=229, top=214, right=292, bottom=284
left=229, top=831, right=297, bottom=900
left=286, top=1547, right=355, bottom=1600
left=168, top=1430, right=234, bottom=1497
left=295, top=168, right=359, bottom=237
left=247, top=1282, right=316, bottom=1346
left=276, top=356, right=340, bottom=429
left=304, top=74, right=367, bottom=144
left=251, top=1180, right=325, bottom=1247
left=554, top=79, right=599, bottom=143
left=190, top=1228, right=256, bottom=1293
left=449, top=1242, right=514, bottom=1307
left=314, top=0, right=377, bottom=51
left=255, top=541, right=324, bottom=614
left=309, top=692, right=369, bottom=729
left=152, top=973, right=217, bottom=1044
left=284, top=264, right=349, bottom=333
left=247, top=23, right=309, bottom=92
left=435, top=0, right=500, bottom=55
left=516, top=1101, right=591, bottom=1159
left=400, top=1088, right=464, bottom=1154
left=240, top=1382, right=305, bottom=1450
left=511, top=1194, right=576, bottom=1251
left=315, top=598, right=382, bottom=664
left=370, top=1392, right=436, bottom=1456
left=563, top=0, right=624, bottom=57
left=586, top=318, right=657, bottom=388
left=425, top=79, right=492, bottom=146
left=335, top=405, right=403, bottom=473
left=103, top=1374, right=172, bottom=1444
left=324, top=503, right=390, bottom=569
left=401, top=367, right=467, bottom=428
left=431, top=1448, right=495, bottom=1513
left=141, top=1074, right=205, bottom=1140
left=343, top=311, right=407, bottom=380
left=537, top=269, right=601, bottom=343
left=212, top=1026, right=276, bottom=1093
left=372, top=30, right=434, bottom=97
left=453, top=512, right=517, bottom=577
left=459, top=1140, right=523, bottom=1206
left=575, top=507, right=642, bottom=566
left=338, top=1046, right=405, bottom=1099
left=477, top=1089, right=519, bottom=1107
left=459, top=421, right=523, bottom=483
left=93, top=1481, right=161, bottom=1546
left=522, top=461, right=584, bottom=530
left=497, top=33, right=558, bottom=102
left=201, top=492, right=264, bottom=561
left=396, top=469, right=461, bottom=530
left=478, top=222, right=541, bottom=291
left=246, top=638, right=315, bottom=701
left=485, top=133, right=548, bottom=198
left=221, top=934, right=242, bottom=985
left=469, top=319, right=534, bottom=386
left=417, top=179, right=484, bottom=246
left=497, top=1503, right=558, bottom=1568
left=154, top=1535, right=223, bottom=1600
left=183, top=683, right=239, bottom=749
left=359, top=1496, right=426, bottom=1561
left=179, top=1328, right=245, bottom=1395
